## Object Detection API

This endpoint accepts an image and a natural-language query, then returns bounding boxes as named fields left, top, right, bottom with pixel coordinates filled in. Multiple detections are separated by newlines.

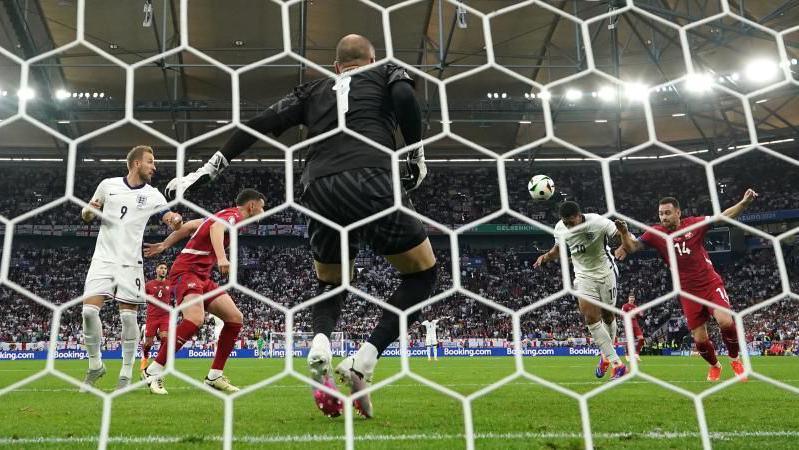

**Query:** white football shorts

left=574, top=272, right=617, bottom=307
left=84, top=260, right=145, bottom=305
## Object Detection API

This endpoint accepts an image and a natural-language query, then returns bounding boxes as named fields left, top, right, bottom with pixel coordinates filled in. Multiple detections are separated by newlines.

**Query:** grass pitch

left=0, top=356, right=797, bottom=449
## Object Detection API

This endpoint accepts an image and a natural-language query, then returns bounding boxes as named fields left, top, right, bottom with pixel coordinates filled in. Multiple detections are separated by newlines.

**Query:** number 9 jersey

left=83, top=177, right=168, bottom=305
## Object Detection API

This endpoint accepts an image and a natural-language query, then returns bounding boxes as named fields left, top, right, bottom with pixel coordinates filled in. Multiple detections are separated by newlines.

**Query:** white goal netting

left=0, top=1, right=797, bottom=450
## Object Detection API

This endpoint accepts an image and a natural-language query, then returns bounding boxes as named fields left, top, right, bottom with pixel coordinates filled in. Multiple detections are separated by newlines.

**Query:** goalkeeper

left=166, top=34, right=438, bottom=419
left=256, top=334, right=265, bottom=359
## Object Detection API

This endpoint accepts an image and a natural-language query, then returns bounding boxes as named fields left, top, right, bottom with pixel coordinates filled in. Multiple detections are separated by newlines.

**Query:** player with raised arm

left=615, top=190, right=758, bottom=381
left=164, top=34, right=436, bottom=419
left=79, top=146, right=182, bottom=391
left=141, top=189, right=265, bottom=394
left=621, top=293, right=644, bottom=362
left=421, top=318, right=441, bottom=361
left=534, top=201, right=628, bottom=380
left=140, top=262, right=171, bottom=372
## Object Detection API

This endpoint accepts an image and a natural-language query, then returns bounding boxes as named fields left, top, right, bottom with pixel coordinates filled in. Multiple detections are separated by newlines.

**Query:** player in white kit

left=79, top=146, right=183, bottom=391
left=533, top=201, right=628, bottom=379
left=421, top=319, right=440, bottom=361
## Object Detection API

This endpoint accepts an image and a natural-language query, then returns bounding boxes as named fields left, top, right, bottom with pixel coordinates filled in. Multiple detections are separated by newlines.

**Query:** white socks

left=208, top=369, right=223, bottom=380
left=606, top=319, right=617, bottom=345
left=147, top=361, right=164, bottom=375
left=588, top=321, right=620, bottom=365
left=354, top=342, right=378, bottom=376
left=433, top=346, right=438, bottom=359
left=119, top=309, right=140, bottom=379
left=311, top=333, right=331, bottom=352
left=82, top=304, right=103, bottom=370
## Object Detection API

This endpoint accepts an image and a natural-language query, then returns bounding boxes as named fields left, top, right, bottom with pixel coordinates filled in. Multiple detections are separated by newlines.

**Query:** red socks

left=212, top=322, right=242, bottom=370
left=720, top=325, right=740, bottom=359
left=142, top=343, right=152, bottom=359
left=695, top=339, right=718, bottom=366
left=636, top=337, right=645, bottom=354
left=154, top=320, right=199, bottom=366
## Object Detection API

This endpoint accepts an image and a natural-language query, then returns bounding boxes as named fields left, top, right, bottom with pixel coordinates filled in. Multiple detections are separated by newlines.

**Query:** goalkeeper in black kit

left=166, top=34, right=438, bottom=419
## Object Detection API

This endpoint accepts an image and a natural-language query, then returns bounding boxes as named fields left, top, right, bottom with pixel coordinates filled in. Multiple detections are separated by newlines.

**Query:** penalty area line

left=2, top=430, right=799, bottom=445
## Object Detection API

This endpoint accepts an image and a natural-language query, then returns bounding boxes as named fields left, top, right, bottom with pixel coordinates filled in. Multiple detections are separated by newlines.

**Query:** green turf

left=0, top=356, right=797, bottom=449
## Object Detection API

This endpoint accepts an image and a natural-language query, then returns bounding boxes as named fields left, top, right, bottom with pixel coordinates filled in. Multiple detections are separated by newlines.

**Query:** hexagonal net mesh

left=0, top=1, right=797, bottom=450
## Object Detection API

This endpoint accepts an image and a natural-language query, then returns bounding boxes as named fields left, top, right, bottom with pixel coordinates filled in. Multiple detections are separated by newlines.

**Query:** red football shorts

left=170, top=272, right=224, bottom=307
left=679, top=280, right=731, bottom=330
left=144, top=317, right=170, bottom=337
left=631, top=321, right=644, bottom=339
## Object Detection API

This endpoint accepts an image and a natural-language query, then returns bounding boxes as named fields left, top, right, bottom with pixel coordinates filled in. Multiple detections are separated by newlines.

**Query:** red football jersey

left=169, top=207, right=243, bottom=278
left=638, top=216, right=723, bottom=291
left=145, top=279, right=171, bottom=319
left=621, top=303, right=641, bottom=320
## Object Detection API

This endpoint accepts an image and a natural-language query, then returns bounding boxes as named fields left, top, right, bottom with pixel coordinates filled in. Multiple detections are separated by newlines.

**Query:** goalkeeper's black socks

left=312, top=280, right=346, bottom=338
left=367, top=264, right=438, bottom=355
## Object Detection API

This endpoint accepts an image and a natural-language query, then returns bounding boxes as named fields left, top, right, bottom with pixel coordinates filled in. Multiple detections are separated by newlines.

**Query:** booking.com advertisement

left=0, top=346, right=631, bottom=361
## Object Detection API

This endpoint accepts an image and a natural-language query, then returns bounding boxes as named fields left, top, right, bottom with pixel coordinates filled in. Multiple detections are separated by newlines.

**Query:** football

left=527, top=175, right=555, bottom=201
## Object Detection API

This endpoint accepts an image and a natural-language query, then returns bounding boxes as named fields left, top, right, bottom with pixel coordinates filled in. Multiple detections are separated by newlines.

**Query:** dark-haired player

left=140, top=261, right=171, bottom=372
left=616, top=190, right=757, bottom=381
left=141, top=189, right=266, bottom=394
left=535, top=201, right=627, bottom=380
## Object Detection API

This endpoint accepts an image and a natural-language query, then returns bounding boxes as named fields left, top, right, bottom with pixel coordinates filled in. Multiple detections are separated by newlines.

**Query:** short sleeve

left=599, top=216, right=617, bottom=238
left=638, top=230, right=655, bottom=248
left=386, top=64, right=414, bottom=87
left=152, top=190, right=168, bottom=210
left=91, top=180, right=108, bottom=204
left=553, top=223, right=565, bottom=246
left=688, top=216, right=711, bottom=238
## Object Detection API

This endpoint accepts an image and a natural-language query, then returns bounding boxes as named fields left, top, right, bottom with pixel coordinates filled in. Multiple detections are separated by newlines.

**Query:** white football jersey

left=421, top=319, right=439, bottom=341
left=554, top=213, right=618, bottom=281
left=90, top=177, right=167, bottom=267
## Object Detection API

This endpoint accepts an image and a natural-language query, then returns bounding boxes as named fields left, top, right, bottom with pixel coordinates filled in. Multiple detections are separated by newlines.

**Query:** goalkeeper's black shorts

left=300, top=167, right=428, bottom=264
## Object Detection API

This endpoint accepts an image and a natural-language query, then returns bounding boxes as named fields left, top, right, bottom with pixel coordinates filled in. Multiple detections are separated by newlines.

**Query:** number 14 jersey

left=638, top=216, right=723, bottom=291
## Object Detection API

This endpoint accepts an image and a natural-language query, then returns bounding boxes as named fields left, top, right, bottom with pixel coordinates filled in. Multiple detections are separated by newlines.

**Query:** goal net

left=0, top=1, right=796, bottom=450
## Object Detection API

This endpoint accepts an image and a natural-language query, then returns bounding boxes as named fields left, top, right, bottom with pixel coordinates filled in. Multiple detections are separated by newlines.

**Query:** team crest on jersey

left=684, top=232, right=693, bottom=239
left=136, top=194, right=147, bottom=209
left=585, top=232, right=595, bottom=241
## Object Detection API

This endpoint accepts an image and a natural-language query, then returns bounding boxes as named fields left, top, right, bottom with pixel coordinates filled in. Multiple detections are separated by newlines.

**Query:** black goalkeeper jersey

left=265, top=64, right=415, bottom=184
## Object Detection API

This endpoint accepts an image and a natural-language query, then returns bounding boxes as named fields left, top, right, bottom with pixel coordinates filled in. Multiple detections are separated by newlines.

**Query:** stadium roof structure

left=0, top=0, right=797, bottom=161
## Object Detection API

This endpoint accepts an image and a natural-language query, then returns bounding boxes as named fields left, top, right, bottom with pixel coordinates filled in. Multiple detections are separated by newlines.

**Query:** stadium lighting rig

left=744, top=58, right=779, bottom=83
left=564, top=89, right=582, bottom=101
left=685, top=73, right=713, bottom=93
left=17, top=87, right=35, bottom=100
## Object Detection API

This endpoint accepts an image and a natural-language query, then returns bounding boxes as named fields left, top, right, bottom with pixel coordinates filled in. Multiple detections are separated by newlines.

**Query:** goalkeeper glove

left=165, top=151, right=229, bottom=200
left=401, top=145, right=427, bottom=192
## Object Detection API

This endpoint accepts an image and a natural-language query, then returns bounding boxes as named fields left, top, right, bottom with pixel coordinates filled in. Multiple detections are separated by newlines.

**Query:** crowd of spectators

left=1, top=154, right=798, bottom=229
left=2, top=242, right=796, bottom=352
left=1, top=154, right=797, bottom=352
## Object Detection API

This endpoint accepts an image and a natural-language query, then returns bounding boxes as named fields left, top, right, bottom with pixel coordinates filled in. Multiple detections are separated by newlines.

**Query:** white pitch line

left=1, top=430, right=799, bottom=445
left=9, top=379, right=799, bottom=393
